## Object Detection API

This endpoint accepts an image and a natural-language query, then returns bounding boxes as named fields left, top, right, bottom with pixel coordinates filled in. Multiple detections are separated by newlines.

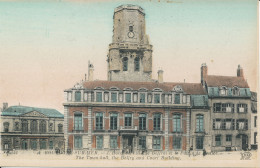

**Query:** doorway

left=123, top=135, right=133, bottom=153
left=241, top=134, right=248, bottom=151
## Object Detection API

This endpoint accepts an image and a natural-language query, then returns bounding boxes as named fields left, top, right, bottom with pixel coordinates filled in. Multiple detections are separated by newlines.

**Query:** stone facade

left=1, top=105, right=64, bottom=151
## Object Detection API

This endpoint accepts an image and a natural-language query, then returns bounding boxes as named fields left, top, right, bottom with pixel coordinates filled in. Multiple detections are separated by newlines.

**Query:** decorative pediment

left=173, top=85, right=183, bottom=92
left=22, top=111, right=47, bottom=118
left=74, top=82, right=83, bottom=89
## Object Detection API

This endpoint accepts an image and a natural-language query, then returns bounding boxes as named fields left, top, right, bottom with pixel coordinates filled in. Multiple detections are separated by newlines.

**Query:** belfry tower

left=107, top=5, right=153, bottom=82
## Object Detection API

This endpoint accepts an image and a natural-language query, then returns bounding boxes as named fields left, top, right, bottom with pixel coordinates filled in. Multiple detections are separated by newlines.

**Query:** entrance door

left=123, top=135, right=133, bottom=153
left=241, top=135, right=248, bottom=151
left=22, top=140, right=28, bottom=150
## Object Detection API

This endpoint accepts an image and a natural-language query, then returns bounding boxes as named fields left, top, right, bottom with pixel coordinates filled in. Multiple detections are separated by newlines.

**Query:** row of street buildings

left=0, top=5, right=258, bottom=153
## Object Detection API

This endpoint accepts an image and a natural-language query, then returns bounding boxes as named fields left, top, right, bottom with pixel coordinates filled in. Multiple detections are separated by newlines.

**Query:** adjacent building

left=201, top=64, right=253, bottom=151
left=1, top=104, right=64, bottom=151
left=251, top=91, right=257, bottom=150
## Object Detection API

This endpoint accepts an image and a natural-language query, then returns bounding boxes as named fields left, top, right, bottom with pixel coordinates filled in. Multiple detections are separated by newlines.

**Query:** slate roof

left=81, top=80, right=206, bottom=95
left=205, top=75, right=249, bottom=88
left=1, top=106, right=64, bottom=118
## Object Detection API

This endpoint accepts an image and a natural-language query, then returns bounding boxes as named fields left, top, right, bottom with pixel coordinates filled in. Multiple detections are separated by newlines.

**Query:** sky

left=0, top=0, right=258, bottom=113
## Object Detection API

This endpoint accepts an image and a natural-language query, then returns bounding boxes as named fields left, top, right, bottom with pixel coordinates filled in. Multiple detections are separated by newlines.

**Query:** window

left=213, top=103, right=222, bottom=112
left=215, top=119, right=222, bottom=130
left=75, top=91, right=81, bottom=102
left=31, top=140, right=37, bottom=150
left=254, top=132, right=257, bottom=144
left=222, top=103, right=234, bottom=113
left=3, top=122, right=9, bottom=132
left=173, top=136, right=182, bottom=150
left=220, top=87, right=227, bottom=96
left=22, top=140, right=28, bottom=150
left=110, top=113, right=118, bottom=130
left=31, top=120, right=38, bottom=133
left=168, top=94, right=172, bottom=103
left=175, top=94, right=180, bottom=104
left=58, top=124, right=63, bottom=133
left=15, top=122, right=19, bottom=131
left=233, top=87, right=239, bottom=96
left=173, top=114, right=182, bottom=132
left=196, top=115, right=204, bottom=132
left=74, top=136, right=82, bottom=149
left=139, top=136, right=146, bottom=149
left=123, top=57, right=128, bottom=71
left=110, top=136, right=117, bottom=149
left=40, top=140, right=47, bottom=149
left=39, top=120, right=46, bottom=133
left=237, top=104, right=248, bottom=113
left=74, top=113, right=83, bottom=130
left=226, top=135, right=232, bottom=142
left=111, top=92, right=117, bottom=103
left=153, top=136, right=161, bottom=150
left=196, top=136, right=204, bottom=149
left=236, top=119, right=248, bottom=130
left=215, top=135, right=221, bottom=146
left=49, top=123, right=53, bottom=131
left=22, top=120, right=28, bottom=133
left=124, top=113, right=132, bottom=128
left=154, top=94, right=160, bottom=103
left=129, top=25, right=133, bottom=32
left=140, top=93, right=145, bottom=103
left=49, top=141, right=53, bottom=149
left=96, top=112, right=103, bottom=130
left=96, top=92, right=102, bottom=102
left=139, top=113, right=146, bottom=130
left=96, top=136, right=103, bottom=149
left=125, top=93, right=131, bottom=103
left=254, top=116, right=257, bottom=127
left=153, top=113, right=161, bottom=131
left=224, top=119, right=234, bottom=130
left=134, top=57, right=140, bottom=71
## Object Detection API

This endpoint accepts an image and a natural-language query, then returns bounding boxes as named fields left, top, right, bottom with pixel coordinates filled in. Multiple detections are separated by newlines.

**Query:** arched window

left=3, top=122, right=9, bottom=132
left=58, top=124, right=63, bottom=133
left=123, top=57, right=128, bottom=71
left=15, top=122, right=19, bottom=131
left=196, top=114, right=204, bottom=132
left=22, top=120, right=28, bottom=133
left=31, top=120, right=38, bottom=133
left=75, top=91, right=81, bottom=102
left=39, top=120, right=46, bottom=133
left=134, top=57, right=140, bottom=71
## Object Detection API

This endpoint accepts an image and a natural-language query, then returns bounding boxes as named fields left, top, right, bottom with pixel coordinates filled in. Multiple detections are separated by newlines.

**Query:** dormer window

left=220, top=86, right=227, bottom=96
left=232, top=87, right=240, bottom=96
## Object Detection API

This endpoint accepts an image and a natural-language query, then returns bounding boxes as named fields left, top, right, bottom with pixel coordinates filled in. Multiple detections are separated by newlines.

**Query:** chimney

left=237, top=65, right=244, bottom=78
left=158, top=70, right=164, bottom=83
left=201, top=63, right=208, bottom=84
left=88, top=61, right=94, bottom=81
left=3, top=102, right=8, bottom=111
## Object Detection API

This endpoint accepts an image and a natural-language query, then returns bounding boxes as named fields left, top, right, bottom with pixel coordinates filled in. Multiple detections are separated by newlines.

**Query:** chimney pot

left=237, top=64, right=244, bottom=78
left=158, top=70, right=164, bottom=83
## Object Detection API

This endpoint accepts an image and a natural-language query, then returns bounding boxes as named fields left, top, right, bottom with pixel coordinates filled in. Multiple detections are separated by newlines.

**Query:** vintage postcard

left=0, top=0, right=259, bottom=167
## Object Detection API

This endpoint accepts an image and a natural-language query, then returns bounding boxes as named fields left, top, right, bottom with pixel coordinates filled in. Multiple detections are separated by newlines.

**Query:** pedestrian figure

left=203, top=149, right=207, bottom=157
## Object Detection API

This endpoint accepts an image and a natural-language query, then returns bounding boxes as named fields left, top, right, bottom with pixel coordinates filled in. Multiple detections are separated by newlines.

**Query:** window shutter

left=222, top=119, right=226, bottom=130
left=232, top=119, right=235, bottom=130
left=236, top=120, right=239, bottom=130
left=245, top=104, right=248, bottom=113
left=245, top=120, right=248, bottom=130
left=213, top=119, right=215, bottom=130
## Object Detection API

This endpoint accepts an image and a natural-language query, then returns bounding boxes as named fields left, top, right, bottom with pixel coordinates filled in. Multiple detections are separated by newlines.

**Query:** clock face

left=128, top=31, right=135, bottom=38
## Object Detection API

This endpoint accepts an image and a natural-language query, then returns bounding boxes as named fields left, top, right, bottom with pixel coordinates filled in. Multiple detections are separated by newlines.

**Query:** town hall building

left=63, top=4, right=255, bottom=153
